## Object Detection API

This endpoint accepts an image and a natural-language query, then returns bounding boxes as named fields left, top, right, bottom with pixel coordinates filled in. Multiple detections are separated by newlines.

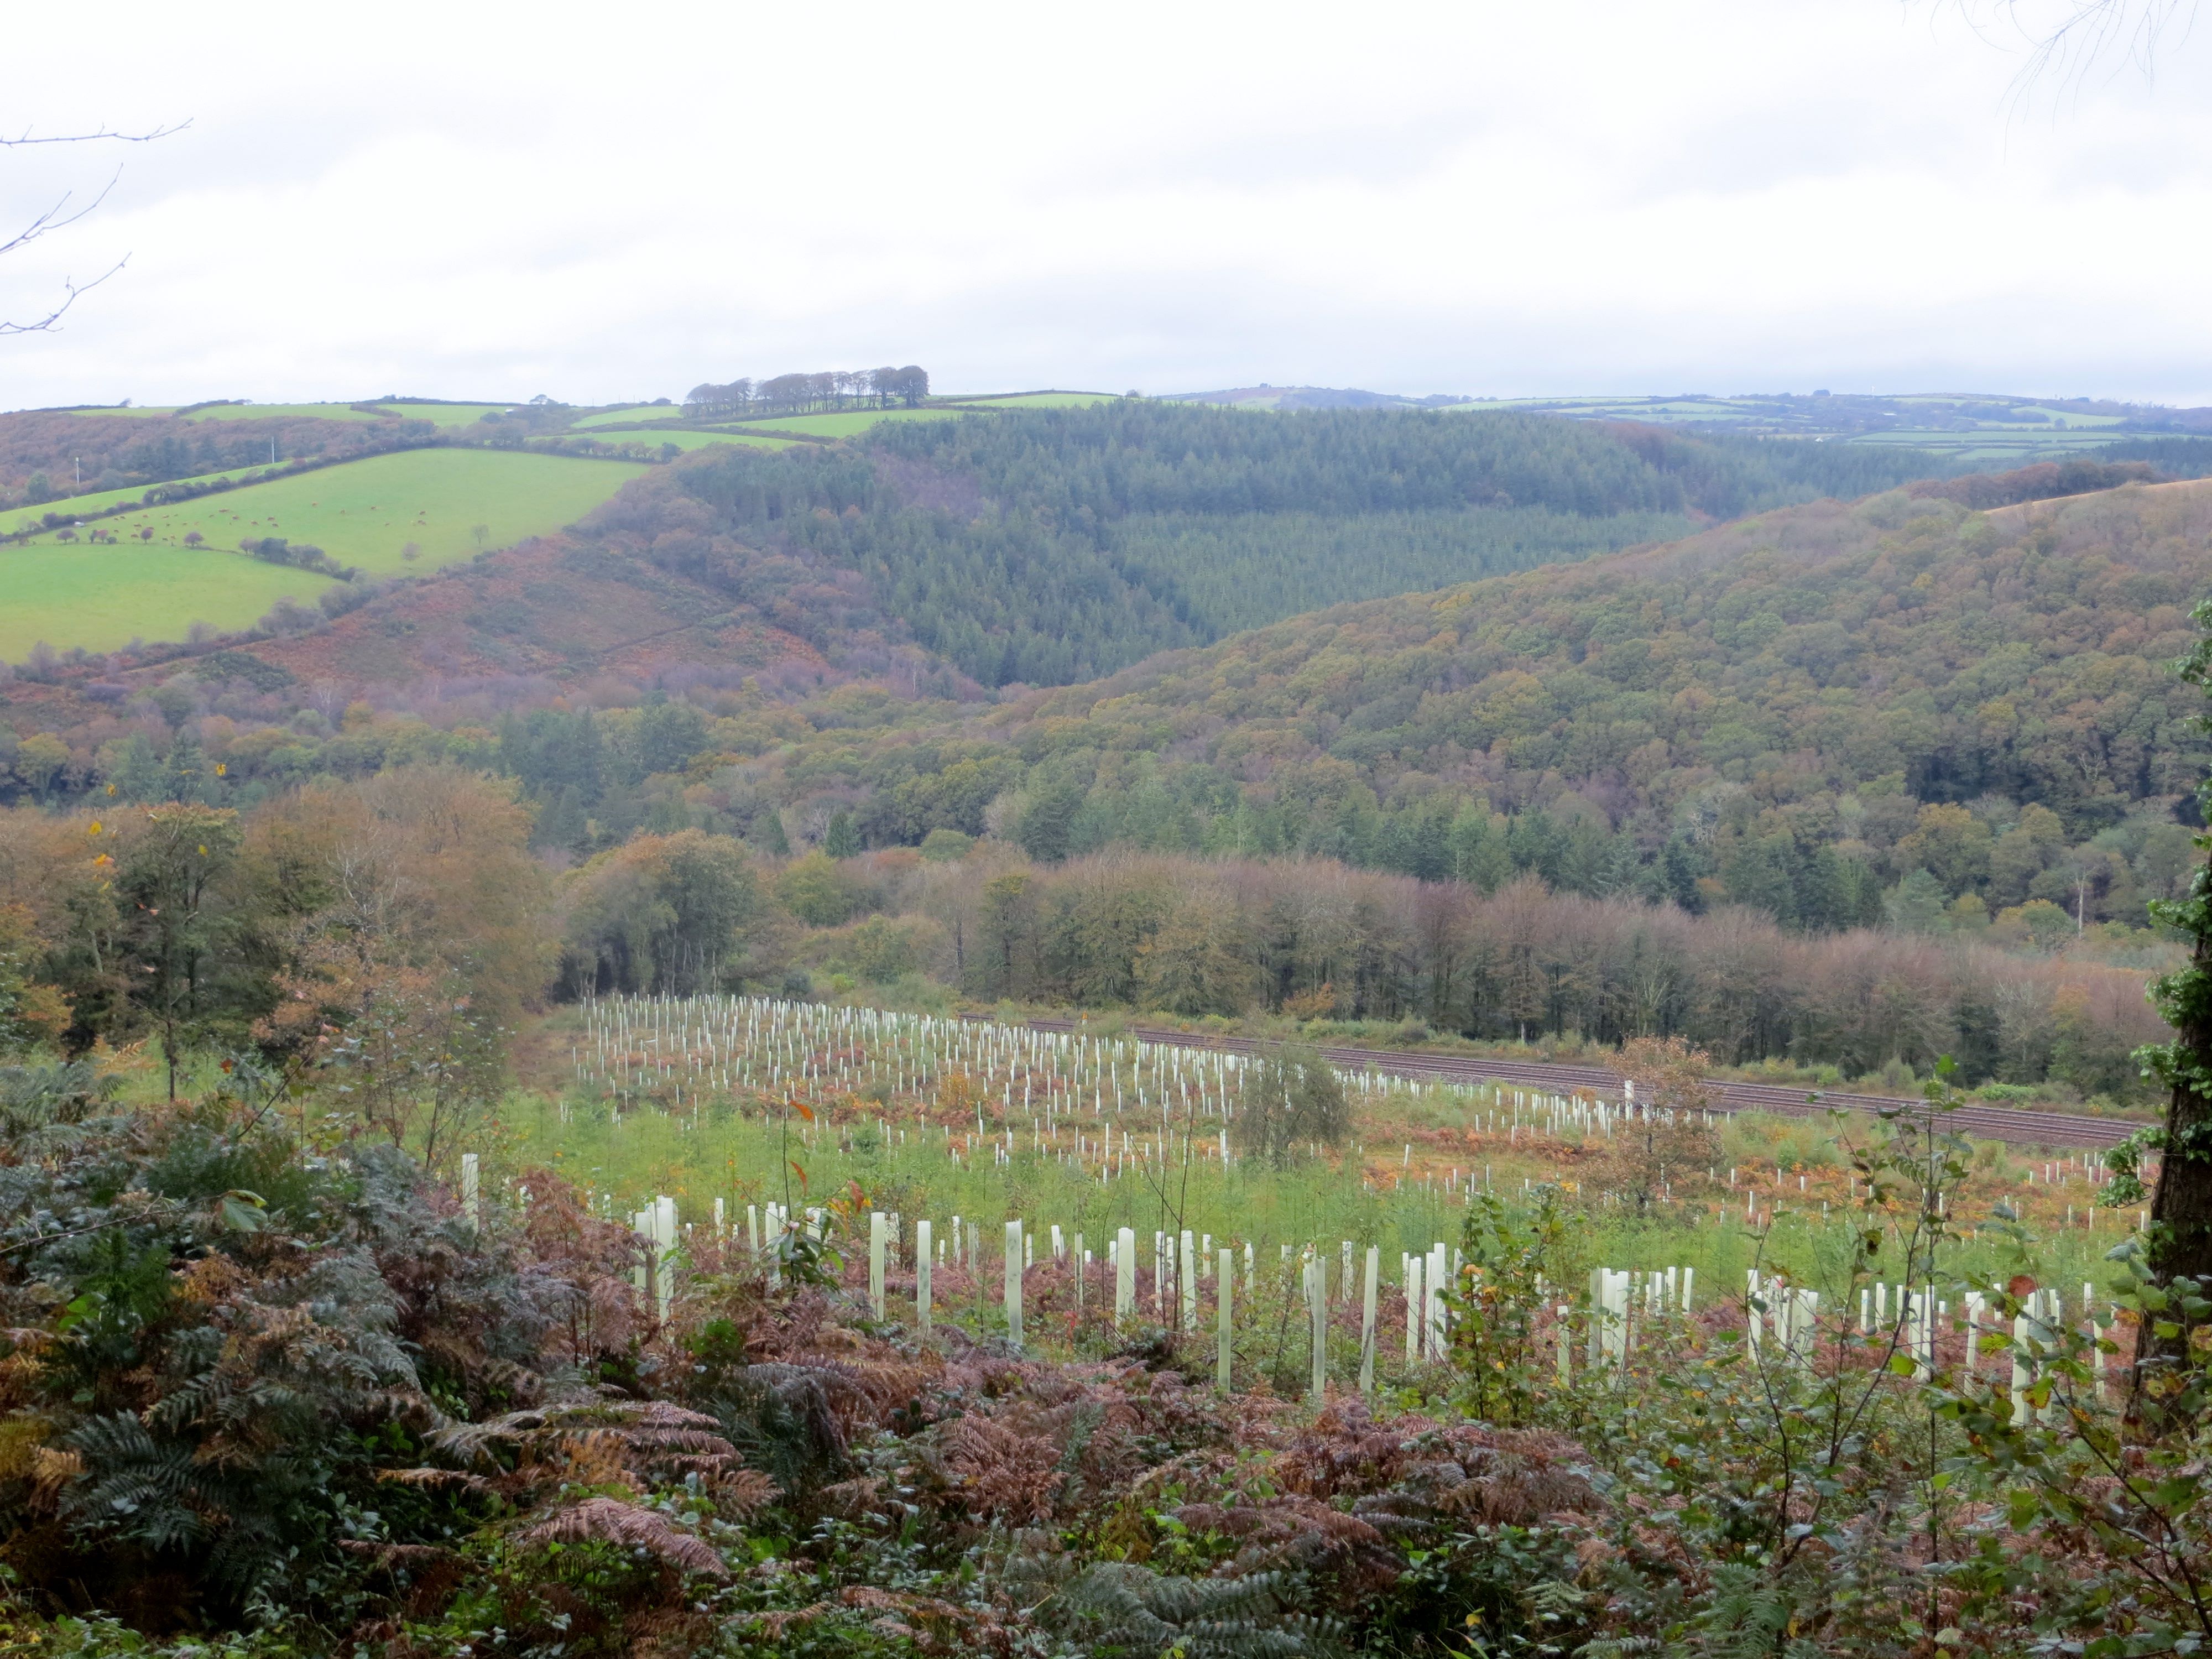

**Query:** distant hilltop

left=1165, top=386, right=2212, bottom=466
left=1172, top=384, right=1477, bottom=410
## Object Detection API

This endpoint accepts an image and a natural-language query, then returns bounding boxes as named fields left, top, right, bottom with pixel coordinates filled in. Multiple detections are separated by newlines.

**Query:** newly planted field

left=1, top=448, right=650, bottom=655
left=0, top=544, right=333, bottom=658
left=510, top=995, right=2125, bottom=1345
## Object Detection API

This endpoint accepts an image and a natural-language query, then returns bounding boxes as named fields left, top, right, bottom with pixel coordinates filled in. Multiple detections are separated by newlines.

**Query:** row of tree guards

left=566, top=995, right=2135, bottom=1235
left=568, top=992, right=1717, bottom=1165
left=453, top=1152, right=2114, bottom=1420
left=714, top=1197, right=1465, bottom=1398
left=1744, top=1267, right=2116, bottom=1407
left=599, top=1190, right=2122, bottom=1418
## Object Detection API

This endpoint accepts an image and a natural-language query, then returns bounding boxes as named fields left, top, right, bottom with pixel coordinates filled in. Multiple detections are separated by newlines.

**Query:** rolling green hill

left=0, top=448, right=650, bottom=656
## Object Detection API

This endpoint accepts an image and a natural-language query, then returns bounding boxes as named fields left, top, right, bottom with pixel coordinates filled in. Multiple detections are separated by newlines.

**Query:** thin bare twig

left=0, top=121, right=190, bottom=148
left=1941, top=1, right=2201, bottom=112
left=1, top=118, right=187, bottom=334
left=0, top=168, right=122, bottom=262
left=2004, top=0, right=2197, bottom=88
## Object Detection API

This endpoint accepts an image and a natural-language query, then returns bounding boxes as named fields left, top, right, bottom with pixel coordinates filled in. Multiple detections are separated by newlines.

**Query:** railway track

left=999, top=1016, right=2141, bottom=1151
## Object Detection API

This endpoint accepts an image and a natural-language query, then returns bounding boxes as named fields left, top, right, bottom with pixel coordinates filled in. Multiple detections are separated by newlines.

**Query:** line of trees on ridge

left=684, top=366, right=930, bottom=420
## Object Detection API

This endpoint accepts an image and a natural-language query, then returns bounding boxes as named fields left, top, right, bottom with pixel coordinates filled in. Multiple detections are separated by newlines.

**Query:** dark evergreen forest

left=678, top=403, right=1954, bottom=685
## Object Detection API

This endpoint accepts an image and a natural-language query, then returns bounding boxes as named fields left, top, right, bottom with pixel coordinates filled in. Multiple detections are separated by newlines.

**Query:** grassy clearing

left=12, top=448, right=649, bottom=579
left=0, top=544, right=332, bottom=658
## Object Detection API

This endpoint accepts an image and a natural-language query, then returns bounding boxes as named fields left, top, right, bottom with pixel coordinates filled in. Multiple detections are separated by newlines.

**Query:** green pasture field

left=570, top=405, right=685, bottom=430
left=1851, top=429, right=2138, bottom=461
left=1891, top=396, right=2128, bottom=427
left=726, top=407, right=966, bottom=439
left=593, top=428, right=796, bottom=452
left=12, top=448, right=649, bottom=580
left=0, top=544, right=332, bottom=659
left=8, top=466, right=272, bottom=532
left=1477, top=397, right=1764, bottom=421
left=943, top=392, right=1121, bottom=409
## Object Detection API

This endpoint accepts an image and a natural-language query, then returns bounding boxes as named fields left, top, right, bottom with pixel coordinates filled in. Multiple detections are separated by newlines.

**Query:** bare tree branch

left=2001, top=0, right=2198, bottom=88
left=0, top=258, right=126, bottom=337
left=1942, top=0, right=2203, bottom=106
left=0, top=121, right=191, bottom=148
left=0, top=119, right=186, bottom=335
left=0, top=167, right=122, bottom=260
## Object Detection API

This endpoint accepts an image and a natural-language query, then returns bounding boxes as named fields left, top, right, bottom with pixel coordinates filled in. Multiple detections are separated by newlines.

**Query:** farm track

left=988, top=1017, right=2140, bottom=1150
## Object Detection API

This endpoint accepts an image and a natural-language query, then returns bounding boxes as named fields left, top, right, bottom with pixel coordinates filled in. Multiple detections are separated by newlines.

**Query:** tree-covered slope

left=9, top=414, right=2203, bottom=947
left=666, top=403, right=1952, bottom=686
left=685, top=479, right=2212, bottom=938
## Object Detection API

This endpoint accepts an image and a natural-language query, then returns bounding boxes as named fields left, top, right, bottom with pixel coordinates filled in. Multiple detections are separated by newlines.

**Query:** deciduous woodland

left=6, top=413, right=2210, bottom=951
left=3, top=398, right=2212, bottom=1659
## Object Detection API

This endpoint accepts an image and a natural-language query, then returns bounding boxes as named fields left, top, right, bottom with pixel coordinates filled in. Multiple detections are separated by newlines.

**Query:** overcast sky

left=2, top=1, right=2205, bottom=409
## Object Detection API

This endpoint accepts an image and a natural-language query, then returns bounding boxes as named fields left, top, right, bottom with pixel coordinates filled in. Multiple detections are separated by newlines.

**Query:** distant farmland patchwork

left=64, top=400, right=515, bottom=427
left=6, top=383, right=2174, bottom=662
left=0, top=448, right=648, bottom=658
left=1, top=394, right=1123, bottom=661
